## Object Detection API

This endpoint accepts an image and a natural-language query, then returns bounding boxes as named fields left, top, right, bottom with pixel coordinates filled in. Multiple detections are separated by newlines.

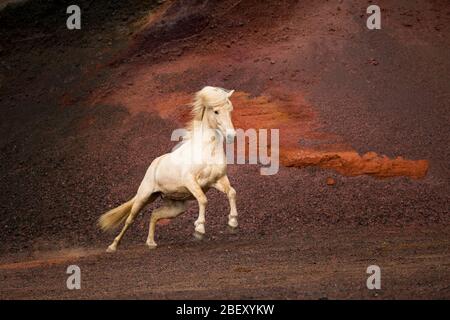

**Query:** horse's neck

left=191, top=119, right=224, bottom=154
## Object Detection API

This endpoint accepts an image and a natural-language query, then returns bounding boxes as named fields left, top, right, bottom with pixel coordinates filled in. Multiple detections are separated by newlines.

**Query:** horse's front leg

left=185, top=178, right=208, bottom=235
left=213, top=175, right=238, bottom=229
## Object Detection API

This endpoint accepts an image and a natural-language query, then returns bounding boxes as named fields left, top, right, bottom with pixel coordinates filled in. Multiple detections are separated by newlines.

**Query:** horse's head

left=195, top=86, right=236, bottom=143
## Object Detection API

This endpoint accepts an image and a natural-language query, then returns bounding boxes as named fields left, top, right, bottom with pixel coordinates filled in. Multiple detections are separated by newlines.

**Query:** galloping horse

left=99, top=86, right=238, bottom=252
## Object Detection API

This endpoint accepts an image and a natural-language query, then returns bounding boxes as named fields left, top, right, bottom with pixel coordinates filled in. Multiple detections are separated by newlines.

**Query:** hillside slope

left=0, top=0, right=448, bottom=299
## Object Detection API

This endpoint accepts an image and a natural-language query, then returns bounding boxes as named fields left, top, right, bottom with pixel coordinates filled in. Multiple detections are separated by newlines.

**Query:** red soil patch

left=233, top=91, right=428, bottom=179
left=282, top=149, right=428, bottom=179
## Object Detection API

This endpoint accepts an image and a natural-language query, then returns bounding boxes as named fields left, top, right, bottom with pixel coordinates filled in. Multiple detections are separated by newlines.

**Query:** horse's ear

left=227, top=90, right=235, bottom=97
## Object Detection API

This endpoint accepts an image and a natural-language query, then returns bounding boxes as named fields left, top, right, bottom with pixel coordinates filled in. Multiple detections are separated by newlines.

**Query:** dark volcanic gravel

left=0, top=0, right=448, bottom=299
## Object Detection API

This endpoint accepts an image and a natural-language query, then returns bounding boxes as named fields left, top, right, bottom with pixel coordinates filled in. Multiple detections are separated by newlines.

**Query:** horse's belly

left=163, top=192, right=195, bottom=201
left=162, top=184, right=212, bottom=201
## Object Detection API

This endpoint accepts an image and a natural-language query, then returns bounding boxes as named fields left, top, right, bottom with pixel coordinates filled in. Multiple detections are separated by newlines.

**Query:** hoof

left=194, top=223, right=205, bottom=235
left=146, top=241, right=157, bottom=249
left=228, top=218, right=238, bottom=229
left=106, top=245, right=117, bottom=253
left=193, top=231, right=204, bottom=240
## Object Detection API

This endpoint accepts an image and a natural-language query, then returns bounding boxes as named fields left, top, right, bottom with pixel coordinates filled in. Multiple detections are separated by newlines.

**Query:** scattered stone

left=157, top=219, right=171, bottom=226
left=326, top=177, right=336, bottom=186
left=363, top=151, right=378, bottom=160
left=368, top=58, right=379, bottom=66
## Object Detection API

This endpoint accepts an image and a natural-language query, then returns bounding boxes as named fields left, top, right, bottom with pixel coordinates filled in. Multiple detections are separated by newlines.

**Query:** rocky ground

left=0, top=0, right=448, bottom=299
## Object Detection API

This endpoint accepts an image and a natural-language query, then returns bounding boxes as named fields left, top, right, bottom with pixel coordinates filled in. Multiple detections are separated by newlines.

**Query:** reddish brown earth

left=0, top=0, right=449, bottom=299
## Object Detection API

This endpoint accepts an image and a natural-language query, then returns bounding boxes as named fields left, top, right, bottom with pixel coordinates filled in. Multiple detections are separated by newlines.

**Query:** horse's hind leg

left=146, top=199, right=187, bottom=249
left=106, top=192, right=157, bottom=253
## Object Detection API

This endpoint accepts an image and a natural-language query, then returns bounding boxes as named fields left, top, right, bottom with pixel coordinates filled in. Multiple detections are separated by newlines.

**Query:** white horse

left=99, top=86, right=238, bottom=252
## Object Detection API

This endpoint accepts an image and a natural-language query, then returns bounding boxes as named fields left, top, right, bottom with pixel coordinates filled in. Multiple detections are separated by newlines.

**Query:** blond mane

left=184, top=86, right=234, bottom=138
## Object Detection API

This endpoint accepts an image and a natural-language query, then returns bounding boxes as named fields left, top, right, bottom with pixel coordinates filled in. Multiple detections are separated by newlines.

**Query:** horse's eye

left=214, top=110, right=219, bottom=115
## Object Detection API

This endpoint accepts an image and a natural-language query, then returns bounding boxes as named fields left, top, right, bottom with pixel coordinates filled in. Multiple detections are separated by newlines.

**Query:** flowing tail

left=98, top=196, right=137, bottom=231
